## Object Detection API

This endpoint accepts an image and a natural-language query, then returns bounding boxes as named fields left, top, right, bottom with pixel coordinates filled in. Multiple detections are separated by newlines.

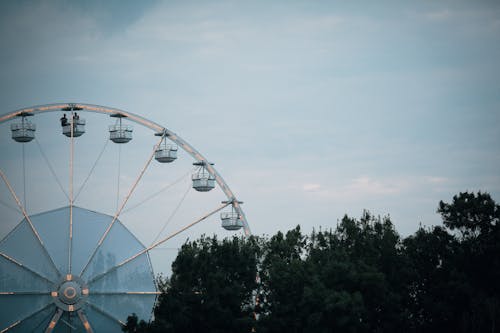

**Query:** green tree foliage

left=149, top=235, right=260, bottom=333
left=122, top=313, right=149, bottom=333
left=438, top=191, right=500, bottom=238
left=258, top=226, right=309, bottom=332
left=437, top=192, right=500, bottom=332
left=403, top=225, right=461, bottom=332
left=257, top=215, right=408, bottom=333
left=127, top=191, right=500, bottom=333
left=400, top=191, right=500, bottom=332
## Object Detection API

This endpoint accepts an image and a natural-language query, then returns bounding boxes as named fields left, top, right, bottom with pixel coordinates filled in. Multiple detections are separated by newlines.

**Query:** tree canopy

left=124, top=191, right=500, bottom=333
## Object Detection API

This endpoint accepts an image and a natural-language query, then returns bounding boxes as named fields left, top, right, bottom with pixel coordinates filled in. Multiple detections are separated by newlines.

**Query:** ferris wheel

left=0, top=103, right=250, bottom=332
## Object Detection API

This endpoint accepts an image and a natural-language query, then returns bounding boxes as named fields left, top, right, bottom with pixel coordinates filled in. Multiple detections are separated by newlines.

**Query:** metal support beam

left=77, top=310, right=94, bottom=333
left=79, top=134, right=165, bottom=277
left=88, top=202, right=230, bottom=284
left=0, top=169, right=60, bottom=277
left=44, top=308, right=63, bottom=333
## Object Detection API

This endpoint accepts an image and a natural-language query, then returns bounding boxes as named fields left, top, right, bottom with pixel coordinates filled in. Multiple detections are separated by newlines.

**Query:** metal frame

left=0, top=103, right=250, bottom=235
left=0, top=206, right=157, bottom=332
left=0, top=103, right=251, bottom=332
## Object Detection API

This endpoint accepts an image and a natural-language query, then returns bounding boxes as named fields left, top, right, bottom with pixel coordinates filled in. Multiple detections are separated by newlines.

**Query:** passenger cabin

left=221, top=211, right=243, bottom=231
left=192, top=162, right=215, bottom=192
left=60, top=106, right=85, bottom=138
left=109, top=113, right=133, bottom=143
left=155, top=144, right=178, bottom=163
left=11, top=113, right=36, bottom=143
left=62, top=118, right=86, bottom=137
left=154, top=131, right=178, bottom=163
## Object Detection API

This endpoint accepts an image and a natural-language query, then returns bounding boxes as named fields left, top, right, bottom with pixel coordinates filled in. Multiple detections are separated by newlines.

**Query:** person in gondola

left=74, top=112, right=79, bottom=121
left=60, top=114, right=68, bottom=126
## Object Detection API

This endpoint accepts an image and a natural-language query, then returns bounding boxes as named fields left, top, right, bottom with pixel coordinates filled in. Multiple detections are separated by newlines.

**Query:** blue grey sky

left=1, top=1, right=499, bottom=272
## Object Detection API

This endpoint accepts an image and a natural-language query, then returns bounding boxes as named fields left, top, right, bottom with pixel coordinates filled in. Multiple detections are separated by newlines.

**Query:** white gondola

left=155, top=143, right=178, bottom=163
left=192, top=162, right=215, bottom=192
left=109, top=114, right=133, bottom=143
left=62, top=118, right=86, bottom=137
left=109, top=124, right=133, bottom=143
left=221, top=211, right=243, bottom=231
left=11, top=114, right=36, bottom=142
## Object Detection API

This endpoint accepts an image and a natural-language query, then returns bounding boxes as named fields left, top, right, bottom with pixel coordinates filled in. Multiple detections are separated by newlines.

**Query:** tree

left=151, top=235, right=260, bottom=332
left=127, top=192, right=500, bottom=333
left=122, top=313, right=149, bottom=333
left=258, top=226, right=309, bottom=333
left=334, top=213, right=409, bottom=332
left=403, top=225, right=462, bottom=332
left=438, top=191, right=499, bottom=239
left=258, top=215, right=408, bottom=333
left=437, top=191, right=500, bottom=332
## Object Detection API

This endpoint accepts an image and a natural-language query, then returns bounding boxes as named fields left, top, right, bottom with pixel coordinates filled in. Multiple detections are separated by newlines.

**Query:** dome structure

left=0, top=206, right=156, bottom=332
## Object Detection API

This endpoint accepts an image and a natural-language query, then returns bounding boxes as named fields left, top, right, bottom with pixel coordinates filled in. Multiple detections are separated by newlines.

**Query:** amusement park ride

left=0, top=103, right=250, bottom=332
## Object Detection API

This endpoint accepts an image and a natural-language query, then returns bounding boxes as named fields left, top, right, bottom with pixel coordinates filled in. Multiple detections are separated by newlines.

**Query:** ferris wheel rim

left=0, top=102, right=251, bottom=236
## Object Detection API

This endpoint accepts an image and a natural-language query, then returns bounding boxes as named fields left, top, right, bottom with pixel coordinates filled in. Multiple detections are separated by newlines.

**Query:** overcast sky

left=1, top=0, right=499, bottom=273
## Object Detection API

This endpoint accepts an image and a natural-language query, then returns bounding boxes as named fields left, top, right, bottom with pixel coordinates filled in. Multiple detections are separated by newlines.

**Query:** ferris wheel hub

left=59, top=281, right=81, bottom=304
left=52, top=275, right=88, bottom=312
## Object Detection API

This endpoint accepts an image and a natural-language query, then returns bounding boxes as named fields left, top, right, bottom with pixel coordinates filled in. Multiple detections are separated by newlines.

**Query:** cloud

left=424, top=176, right=449, bottom=184
left=303, top=183, right=322, bottom=192
left=425, top=9, right=452, bottom=21
left=345, top=176, right=402, bottom=196
left=1, top=0, right=499, bottom=243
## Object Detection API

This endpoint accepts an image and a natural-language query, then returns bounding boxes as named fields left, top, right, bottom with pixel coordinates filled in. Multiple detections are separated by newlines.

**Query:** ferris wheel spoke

left=68, top=112, right=75, bottom=276
left=146, top=201, right=230, bottom=252
left=121, top=170, right=191, bottom=214
left=89, top=291, right=161, bottom=295
left=44, top=308, right=63, bottom=333
left=0, top=252, right=55, bottom=284
left=0, top=303, right=53, bottom=333
left=0, top=291, right=50, bottom=295
left=151, top=181, right=192, bottom=244
left=22, top=143, right=27, bottom=211
left=34, top=139, right=69, bottom=200
left=77, top=310, right=94, bottom=333
left=74, top=138, right=109, bottom=202
left=0, top=169, right=61, bottom=276
left=115, top=144, right=121, bottom=211
left=87, top=202, right=230, bottom=285
left=79, top=135, right=165, bottom=278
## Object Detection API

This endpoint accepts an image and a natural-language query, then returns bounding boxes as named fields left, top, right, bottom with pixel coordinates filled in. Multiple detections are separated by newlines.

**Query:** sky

left=0, top=0, right=499, bottom=274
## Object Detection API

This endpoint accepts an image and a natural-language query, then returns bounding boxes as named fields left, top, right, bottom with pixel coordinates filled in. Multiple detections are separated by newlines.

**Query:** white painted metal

left=192, top=163, right=216, bottom=192
left=11, top=117, right=36, bottom=143
left=221, top=211, right=244, bottom=231
left=109, top=124, right=133, bottom=143
left=155, top=143, right=178, bottom=163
